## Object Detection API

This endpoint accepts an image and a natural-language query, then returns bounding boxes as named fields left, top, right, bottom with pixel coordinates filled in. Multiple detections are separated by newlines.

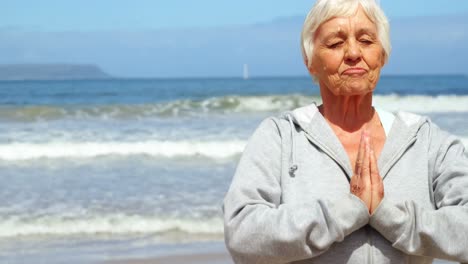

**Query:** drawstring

left=287, top=114, right=298, bottom=177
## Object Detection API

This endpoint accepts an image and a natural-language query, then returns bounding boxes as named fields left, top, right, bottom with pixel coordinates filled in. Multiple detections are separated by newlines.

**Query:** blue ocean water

left=0, top=76, right=467, bottom=263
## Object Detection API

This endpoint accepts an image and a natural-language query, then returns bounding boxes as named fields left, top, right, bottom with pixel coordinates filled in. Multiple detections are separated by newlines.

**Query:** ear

left=380, top=50, right=386, bottom=67
left=307, top=59, right=317, bottom=75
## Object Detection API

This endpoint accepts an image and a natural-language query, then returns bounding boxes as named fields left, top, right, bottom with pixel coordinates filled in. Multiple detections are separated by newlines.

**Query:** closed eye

left=359, top=39, right=374, bottom=45
left=328, top=41, right=344, bottom=49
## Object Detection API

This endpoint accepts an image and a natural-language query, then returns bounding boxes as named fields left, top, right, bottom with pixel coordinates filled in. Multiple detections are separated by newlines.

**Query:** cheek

left=320, top=52, right=343, bottom=74
left=366, top=52, right=383, bottom=86
left=366, top=49, right=385, bottom=69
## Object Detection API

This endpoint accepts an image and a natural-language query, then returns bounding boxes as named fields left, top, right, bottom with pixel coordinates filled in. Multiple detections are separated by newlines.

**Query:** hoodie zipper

left=367, top=226, right=373, bottom=264
left=303, top=128, right=418, bottom=264
left=368, top=135, right=417, bottom=264
left=305, top=131, right=376, bottom=263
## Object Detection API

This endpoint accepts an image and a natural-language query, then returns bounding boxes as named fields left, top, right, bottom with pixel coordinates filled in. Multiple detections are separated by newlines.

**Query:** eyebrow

left=322, top=27, right=377, bottom=40
left=322, top=30, right=345, bottom=39
left=356, top=27, right=377, bottom=37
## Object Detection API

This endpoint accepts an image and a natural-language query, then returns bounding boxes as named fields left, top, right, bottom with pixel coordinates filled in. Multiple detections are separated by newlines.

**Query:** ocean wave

left=373, top=94, right=468, bottom=113
left=0, top=214, right=223, bottom=238
left=0, top=95, right=314, bottom=121
left=462, top=138, right=468, bottom=150
left=0, top=140, right=246, bottom=161
left=2, top=94, right=468, bottom=121
left=1, top=137, right=466, bottom=161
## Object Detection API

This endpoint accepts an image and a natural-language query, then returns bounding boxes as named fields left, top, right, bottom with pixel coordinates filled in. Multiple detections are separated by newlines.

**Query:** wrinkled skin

left=311, top=6, right=386, bottom=213
left=350, top=130, right=384, bottom=214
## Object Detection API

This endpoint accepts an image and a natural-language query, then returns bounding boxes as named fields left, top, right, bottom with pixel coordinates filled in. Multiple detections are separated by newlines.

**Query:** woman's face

left=310, top=6, right=385, bottom=96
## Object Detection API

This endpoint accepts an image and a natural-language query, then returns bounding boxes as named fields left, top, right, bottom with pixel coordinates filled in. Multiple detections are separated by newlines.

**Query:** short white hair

left=301, top=0, right=391, bottom=70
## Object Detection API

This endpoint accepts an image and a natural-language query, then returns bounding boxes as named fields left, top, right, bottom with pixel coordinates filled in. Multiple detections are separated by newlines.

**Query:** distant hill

left=0, top=64, right=112, bottom=80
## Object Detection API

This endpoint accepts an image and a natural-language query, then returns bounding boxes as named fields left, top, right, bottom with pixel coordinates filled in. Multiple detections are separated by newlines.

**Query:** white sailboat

left=243, top=64, right=249, bottom=80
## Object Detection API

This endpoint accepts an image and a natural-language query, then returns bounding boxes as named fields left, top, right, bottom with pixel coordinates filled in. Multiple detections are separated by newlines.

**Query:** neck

left=319, top=85, right=374, bottom=132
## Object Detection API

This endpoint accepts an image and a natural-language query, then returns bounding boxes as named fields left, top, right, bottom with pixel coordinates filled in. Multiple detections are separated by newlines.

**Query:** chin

left=321, top=78, right=376, bottom=96
left=338, top=79, right=376, bottom=96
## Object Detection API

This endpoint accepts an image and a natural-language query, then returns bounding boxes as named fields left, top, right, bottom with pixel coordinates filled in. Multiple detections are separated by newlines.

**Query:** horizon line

left=0, top=73, right=466, bottom=82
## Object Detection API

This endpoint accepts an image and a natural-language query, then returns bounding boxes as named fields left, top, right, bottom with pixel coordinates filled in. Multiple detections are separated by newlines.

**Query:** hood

left=280, top=103, right=428, bottom=178
left=279, top=104, right=321, bottom=177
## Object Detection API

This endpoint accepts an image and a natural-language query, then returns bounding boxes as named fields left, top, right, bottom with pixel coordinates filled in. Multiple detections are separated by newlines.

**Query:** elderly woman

left=223, top=0, right=468, bottom=263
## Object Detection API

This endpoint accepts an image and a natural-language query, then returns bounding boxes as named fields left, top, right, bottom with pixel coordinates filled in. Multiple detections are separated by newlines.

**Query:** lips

left=342, top=68, right=367, bottom=75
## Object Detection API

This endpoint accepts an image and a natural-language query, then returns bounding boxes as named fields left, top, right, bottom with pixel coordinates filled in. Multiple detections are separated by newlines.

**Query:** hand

left=350, top=131, right=371, bottom=211
left=369, top=135, right=384, bottom=214
left=350, top=130, right=384, bottom=214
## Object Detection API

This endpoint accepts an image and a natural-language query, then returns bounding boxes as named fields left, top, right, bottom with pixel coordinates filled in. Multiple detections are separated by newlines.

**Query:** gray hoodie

left=223, top=104, right=468, bottom=264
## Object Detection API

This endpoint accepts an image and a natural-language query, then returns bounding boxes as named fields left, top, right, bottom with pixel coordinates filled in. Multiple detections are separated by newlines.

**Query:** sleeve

left=223, top=118, right=370, bottom=264
left=369, top=124, right=468, bottom=263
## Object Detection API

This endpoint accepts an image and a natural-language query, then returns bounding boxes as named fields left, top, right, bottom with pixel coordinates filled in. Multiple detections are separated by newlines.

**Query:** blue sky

left=2, top=0, right=468, bottom=31
left=1, top=1, right=467, bottom=77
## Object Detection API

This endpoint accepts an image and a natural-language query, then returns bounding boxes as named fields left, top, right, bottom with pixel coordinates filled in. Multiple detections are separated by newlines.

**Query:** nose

left=345, top=40, right=361, bottom=63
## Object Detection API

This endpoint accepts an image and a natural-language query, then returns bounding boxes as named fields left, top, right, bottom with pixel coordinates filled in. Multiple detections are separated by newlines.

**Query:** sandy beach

left=107, top=251, right=232, bottom=264
left=105, top=252, right=458, bottom=264
left=105, top=252, right=456, bottom=264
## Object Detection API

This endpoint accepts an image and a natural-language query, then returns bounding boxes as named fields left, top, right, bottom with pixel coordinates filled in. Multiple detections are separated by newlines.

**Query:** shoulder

left=394, top=110, right=435, bottom=135
left=244, top=117, right=285, bottom=152
left=394, top=111, right=426, bottom=127
left=253, top=114, right=295, bottom=140
left=395, top=111, right=466, bottom=157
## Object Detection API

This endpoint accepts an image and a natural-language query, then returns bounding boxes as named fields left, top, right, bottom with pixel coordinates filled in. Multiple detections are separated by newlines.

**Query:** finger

left=370, top=144, right=384, bottom=214
left=355, top=130, right=366, bottom=175
left=369, top=145, right=381, bottom=185
left=368, top=135, right=382, bottom=183
left=361, top=133, right=371, bottom=185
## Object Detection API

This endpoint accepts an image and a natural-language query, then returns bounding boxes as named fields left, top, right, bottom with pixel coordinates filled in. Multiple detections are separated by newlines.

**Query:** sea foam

left=1, top=94, right=468, bottom=121
left=1, top=137, right=466, bottom=161
left=0, top=214, right=223, bottom=238
left=0, top=140, right=246, bottom=161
